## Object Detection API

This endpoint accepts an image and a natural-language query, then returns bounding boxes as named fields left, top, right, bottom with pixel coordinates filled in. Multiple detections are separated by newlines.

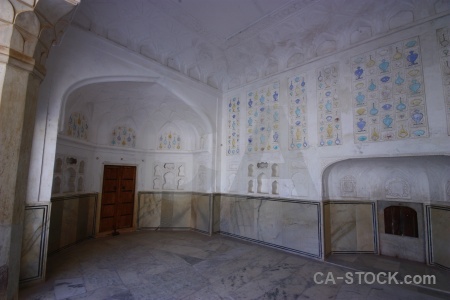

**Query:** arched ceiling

left=70, top=0, right=450, bottom=91
left=64, top=81, right=208, bottom=136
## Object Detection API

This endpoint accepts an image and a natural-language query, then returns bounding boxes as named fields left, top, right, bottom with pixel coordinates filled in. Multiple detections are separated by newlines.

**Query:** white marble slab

left=219, top=195, right=322, bottom=257
left=20, top=204, right=50, bottom=282
left=138, top=193, right=162, bottom=228
left=429, top=206, right=450, bottom=268
left=191, top=194, right=210, bottom=233
left=329, top=202, right=375, bottom=253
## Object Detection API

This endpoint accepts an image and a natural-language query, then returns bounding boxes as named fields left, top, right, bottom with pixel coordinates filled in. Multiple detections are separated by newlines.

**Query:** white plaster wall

left=221, top=14, right=450, bottom=201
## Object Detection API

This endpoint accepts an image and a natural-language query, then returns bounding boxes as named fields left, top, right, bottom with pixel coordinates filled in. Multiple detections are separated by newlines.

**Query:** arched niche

left=77, top=177, right=84, bottom=192
left=257, top=173, right=269, bottom=194
left=322, top=156, right=450, bottom=202
left=52, top=176, right=61, bottom=194
left=163, top=172, right=176, bottom=190
left=64, top=167, right=76, bottom=193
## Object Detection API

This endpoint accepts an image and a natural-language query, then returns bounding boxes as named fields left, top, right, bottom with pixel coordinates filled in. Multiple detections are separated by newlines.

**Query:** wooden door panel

left=99, top=218, right=114, bottom=232
left=119, top=203, right=134, bottom=215
left=119, top=191, right=134, bottom=202
left=102, top=181, right=118, bottom=193
left=121, top=180, right=135, bottom=191
left=100, top=165, right=136, bottom=233
left=121, top=167, right=135, bottom=179
left=103, top=167, right=119, bottom=179
left=101, top=193, right=116, bottom=204
left=117, top=215, right=133, bottom=229
left=100, top=205, right=115, bottom=218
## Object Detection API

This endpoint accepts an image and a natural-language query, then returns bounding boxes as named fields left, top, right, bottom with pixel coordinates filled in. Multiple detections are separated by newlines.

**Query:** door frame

left=96, top=163, right=138, bottom=237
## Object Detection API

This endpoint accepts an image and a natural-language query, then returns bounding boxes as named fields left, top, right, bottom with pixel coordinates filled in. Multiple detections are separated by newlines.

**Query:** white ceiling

left=170, top=0, right=293, bottom=42
left=71, top=0, right=450, bottom=91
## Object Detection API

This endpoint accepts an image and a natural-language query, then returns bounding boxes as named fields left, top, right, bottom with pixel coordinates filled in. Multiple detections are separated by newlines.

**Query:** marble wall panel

left=255, top=199, right=283, bottom=245
left=60, top=199, right=79, bottom=248
left=218, top=195, right=235, bottom=233
left=48, top=194, right=97, bottom=254
left=138, top=192, right=162, bottom=228
left=191, top=194, right=211, bottom=234
left=323, top=204, right=331, bottom=256
left=281, top=201, right=321, bottom=257
left=19, top=203, right=50, bottom=283
left=229, top=196, right=256, bottom=239
left=426, top=205, right=450, bottom=269
left=213, top=194, right=221, bottom=233
left=325, top=202, right=376, bottom=253
left=219, top=195, right=322, bottom=258
left=378, top=201, right=425, bottom=262
left=138, top=192, right=209, bottom=230
left=171, top=193, right=192, bottom=228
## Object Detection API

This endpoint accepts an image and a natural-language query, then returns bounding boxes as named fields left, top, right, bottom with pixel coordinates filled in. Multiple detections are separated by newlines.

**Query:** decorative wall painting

left=351, top=36, right=429, bottom=142
left=67, top=112, right=88, bottom=140
left=226, top=96, right=240, bottom=155
left=288, top=74, right=309, bottom=150
left=437, top=27, right=450, bottom=135
left=111, top=126, right=136, bottom=148
left=158, top=131, right=182, bottom=150
left=246, top=82, right=281, bottom=153
left=316, top=63, right=342, bottom=146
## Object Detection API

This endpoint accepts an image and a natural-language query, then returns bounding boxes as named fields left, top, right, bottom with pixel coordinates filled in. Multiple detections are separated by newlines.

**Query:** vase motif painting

left=246, top=82, right=280, bottom=153
left=351, top=36, right=429, bottom=143
left=288, top=75, right=309, bottom=150
left=226, top=96, right=240, bottom=155
left=67, top=112, right=88, bottom=140
left=112, top=126, right=136, bottom=148
left=317, top=63, right=342, bottom=147
left=437, top=27, right=450, bottom=135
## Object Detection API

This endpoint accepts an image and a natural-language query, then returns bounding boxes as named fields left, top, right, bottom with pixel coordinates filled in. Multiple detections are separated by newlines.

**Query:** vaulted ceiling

left=71, top=0, right=450, bottom=91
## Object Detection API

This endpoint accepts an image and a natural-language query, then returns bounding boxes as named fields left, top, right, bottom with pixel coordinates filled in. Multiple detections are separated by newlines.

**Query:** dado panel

left=218, top=195, right=322, bottom=259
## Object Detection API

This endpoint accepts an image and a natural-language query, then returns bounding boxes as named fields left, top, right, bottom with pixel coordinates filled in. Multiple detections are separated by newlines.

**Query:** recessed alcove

left=64, top=168, right=76, bottom=193
left=257, top=173, right=268, bottom=194
left=323, top=155, right=450, bottom=264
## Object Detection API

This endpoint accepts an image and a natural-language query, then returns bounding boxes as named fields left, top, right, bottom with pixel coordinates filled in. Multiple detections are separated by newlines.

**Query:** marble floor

left=20, top=231, right=450, bottom=300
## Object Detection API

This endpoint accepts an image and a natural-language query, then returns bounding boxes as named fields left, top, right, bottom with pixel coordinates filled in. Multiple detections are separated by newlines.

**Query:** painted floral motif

left=437, top=27, right=450, bottom=135
left=226, top=96, right=240, bottom=155
left=288, top=75, right=308, bottom=150
left=317, top=63, right=342, bottom=147
left=247, top=82, right=280, bottom=153
left=158, top=131, right=181, bottom=150
left=351, top=36, right=429, bottom=143
left=111, top=126, right=136, bottom=148
left=67, top=112, right=88, bottom=140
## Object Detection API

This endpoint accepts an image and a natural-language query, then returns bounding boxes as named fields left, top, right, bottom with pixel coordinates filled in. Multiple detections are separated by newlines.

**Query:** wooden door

left=100, top=165, right=136, bottom=233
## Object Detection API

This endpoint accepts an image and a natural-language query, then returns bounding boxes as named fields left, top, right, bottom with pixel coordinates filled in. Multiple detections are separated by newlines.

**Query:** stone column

left=0, top=1, right=78, bottom=298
